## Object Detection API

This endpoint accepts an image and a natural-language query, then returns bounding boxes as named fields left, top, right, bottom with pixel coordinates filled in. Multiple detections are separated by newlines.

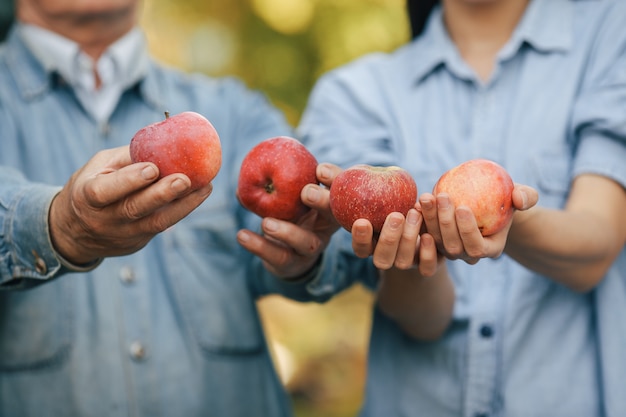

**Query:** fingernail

left=389, top=217, right=402, bottom=230
left=437, top=195, right=450, bottom=209
left=420, top=199, right=433, bottom=210
left=264, top=218, right=278, bottom=232
left=521, top=190, right=528, bottom=209
left=171, top=178, right=189, bottom=193
left=237, top=230, right=250, bottom=243
left=407, top=210, right=419, bottom=225
left=456, top=207, right=472, bottom=220
left=355, top=225, right=368, bottom=238
left=141, top=165, right=158, bottom=180
left=318, top=165, right=331, bottom=181
left=305, top=186, right=320, bottom=203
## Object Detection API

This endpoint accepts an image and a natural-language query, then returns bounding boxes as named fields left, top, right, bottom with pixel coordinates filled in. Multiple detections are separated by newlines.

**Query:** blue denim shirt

left=0, top=26, right=318, bottom=417
left=299, top=1, right=626, bottom=416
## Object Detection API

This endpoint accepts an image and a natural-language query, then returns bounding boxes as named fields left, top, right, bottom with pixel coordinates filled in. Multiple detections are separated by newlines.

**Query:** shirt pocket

left=162, top=203, right=265, bottom=357
left=531, top=149, right=573, bottom=208
left=0, top=278, right=73, bottom=370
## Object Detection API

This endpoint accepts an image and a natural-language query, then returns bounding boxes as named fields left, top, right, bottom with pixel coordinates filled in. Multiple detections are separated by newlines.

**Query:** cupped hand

left=351, top=205, right=440, bottom=277
left=419, top=184, right=539, bottom=263
left=49, top=146, right=213, bottom=265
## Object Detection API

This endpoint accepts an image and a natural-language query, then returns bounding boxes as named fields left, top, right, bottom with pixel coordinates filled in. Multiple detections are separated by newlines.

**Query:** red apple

left=130, top=111, right=222, bottom=190
left=433, top=159, right=514, bottom=236
left=237, top=136, right=319, bottom=221
left=329, top=165, right=418, bottom=234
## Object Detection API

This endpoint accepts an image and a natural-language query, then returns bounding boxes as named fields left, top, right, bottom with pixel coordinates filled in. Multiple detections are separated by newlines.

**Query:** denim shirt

left=0, top=26, right=318, bottom=417
left=299, top=1, right=626, bottom=416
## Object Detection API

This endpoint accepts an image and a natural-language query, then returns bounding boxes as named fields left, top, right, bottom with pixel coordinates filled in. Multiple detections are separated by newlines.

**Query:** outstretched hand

left=237, top=162, right=342, bottom=279
left=419, top=184, right=539, bottom=264
left=49, top=146, right=213, bottom=266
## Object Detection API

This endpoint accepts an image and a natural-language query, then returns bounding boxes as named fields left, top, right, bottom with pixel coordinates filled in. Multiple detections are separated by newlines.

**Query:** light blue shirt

left=19, top=24, right=148, bottom=124
left=0, top=24, right=316, bottom=417
left=298, top=1, right=626, bottom=416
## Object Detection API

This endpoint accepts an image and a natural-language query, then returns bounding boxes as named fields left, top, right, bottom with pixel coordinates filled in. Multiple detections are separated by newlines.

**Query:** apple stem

left=164, top=111, right=170, bottom=119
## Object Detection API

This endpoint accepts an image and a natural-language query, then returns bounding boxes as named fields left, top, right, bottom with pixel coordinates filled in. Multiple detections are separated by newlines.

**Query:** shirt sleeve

left=0, top=166, right=67, bottom=289
left=570, top=2, right=626, bottom=188
left=297, top=54, right=401, bottom=169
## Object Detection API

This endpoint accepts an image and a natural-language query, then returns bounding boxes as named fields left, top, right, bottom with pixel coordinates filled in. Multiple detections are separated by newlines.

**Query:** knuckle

left=148, top=215, right=172, bottom=234
left=377, top=234, right=398, bottom=247
left=394, top=258, right=414, bottom=270
left=81, top=181, right=105, bottom=206
left=465, top=247, right=486, bottom=259
left=122, top=199, right=145, bottom=221
left=444, top=242, right=464, bottom=256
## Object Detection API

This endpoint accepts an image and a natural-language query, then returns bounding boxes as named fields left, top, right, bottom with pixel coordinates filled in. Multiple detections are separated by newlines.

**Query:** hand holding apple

left=237, top=136, right=319, bottom=221
left=329, top=164, right=418, bottom=234
left=130, top=111, right=222, bottom=190
left=236, top=162, right=341, bottom=280
left=433, top=158, right=514, bottom=236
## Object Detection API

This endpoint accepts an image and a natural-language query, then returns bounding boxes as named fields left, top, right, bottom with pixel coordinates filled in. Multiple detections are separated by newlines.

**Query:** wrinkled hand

left=49, top=146, right=213, bottom=265
left=237, top=163, right=342, bottom=279
left=420, top=184, right=539, bottom=264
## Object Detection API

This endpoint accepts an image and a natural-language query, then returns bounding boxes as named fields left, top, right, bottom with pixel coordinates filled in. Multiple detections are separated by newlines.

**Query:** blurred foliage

left=141, top=1, right=409, bottom=416
left=141, top=0, right=410, bottom=126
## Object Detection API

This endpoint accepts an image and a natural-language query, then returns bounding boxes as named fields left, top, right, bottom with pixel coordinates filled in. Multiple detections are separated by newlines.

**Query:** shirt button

left=479, top=324, right=494, bottom=338
left=119, top=266, right=136, bottom=284
left=129, top=341, right=147, bottom=361
left=33, top=251, right=48, bottom=275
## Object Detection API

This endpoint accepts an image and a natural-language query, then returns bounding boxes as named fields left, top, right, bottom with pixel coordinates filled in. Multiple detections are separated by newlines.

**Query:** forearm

left=506, top=176, right=626, bottom=292
left=376, top=259, right=455, bottom=341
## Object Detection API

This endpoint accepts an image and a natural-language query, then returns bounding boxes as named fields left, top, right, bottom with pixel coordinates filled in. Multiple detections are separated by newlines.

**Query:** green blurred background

left=0, top=1, right=411, bottom=415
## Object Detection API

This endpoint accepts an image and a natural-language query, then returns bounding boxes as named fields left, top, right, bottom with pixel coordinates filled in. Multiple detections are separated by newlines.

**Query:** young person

left=297, top=0, right=626, bottom=416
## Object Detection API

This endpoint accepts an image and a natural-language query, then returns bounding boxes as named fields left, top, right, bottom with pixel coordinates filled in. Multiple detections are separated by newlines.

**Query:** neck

left=18, top=5, right=137, bottom=60
left=442, top=0, right=529, bottom=80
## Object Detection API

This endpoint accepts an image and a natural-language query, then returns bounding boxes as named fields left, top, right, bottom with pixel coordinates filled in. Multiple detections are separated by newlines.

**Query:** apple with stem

left=237, top=136, right=319, bottom=222
left=130, top=111, right=222, bottom=190
left=329, top=164, right=418, bottom=234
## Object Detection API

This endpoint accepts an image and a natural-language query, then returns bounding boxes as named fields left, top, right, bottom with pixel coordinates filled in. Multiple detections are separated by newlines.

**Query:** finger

left=260, top=217, right=322, bottom=257
left=317, top=162, right=342, bottom=188
left=417, top=233, right=439, bottom=277
left=81, top=162, right=174, bottom=208
left=512, top=184, right=539, bottom=211
left=454, top=206, right=486, bottom=258
left=394, top=208, right=422, bottom=269
left=237, top=229, right=288, bottom=264
left=372, top=212, right=405, bottom=270
left=138, top=183, right=213, bottom=232
left=352, top=218, right=374, bottom=258
left=419, top=193, right=441, bottom=241
left=436, top=193, right=464, bottom=257
left=302, top=183, right=329, bottom=212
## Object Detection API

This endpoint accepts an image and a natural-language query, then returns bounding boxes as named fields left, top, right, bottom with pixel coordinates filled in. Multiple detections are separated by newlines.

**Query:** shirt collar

left=17, top=23, right=149, bottom=92
left=500, top=0, right=573, bottom=60
left=410, top=0, right=574, bottom=83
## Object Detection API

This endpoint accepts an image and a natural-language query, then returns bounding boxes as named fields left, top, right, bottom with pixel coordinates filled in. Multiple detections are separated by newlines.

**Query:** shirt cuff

left=2, top=184, right=63, bottom=283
